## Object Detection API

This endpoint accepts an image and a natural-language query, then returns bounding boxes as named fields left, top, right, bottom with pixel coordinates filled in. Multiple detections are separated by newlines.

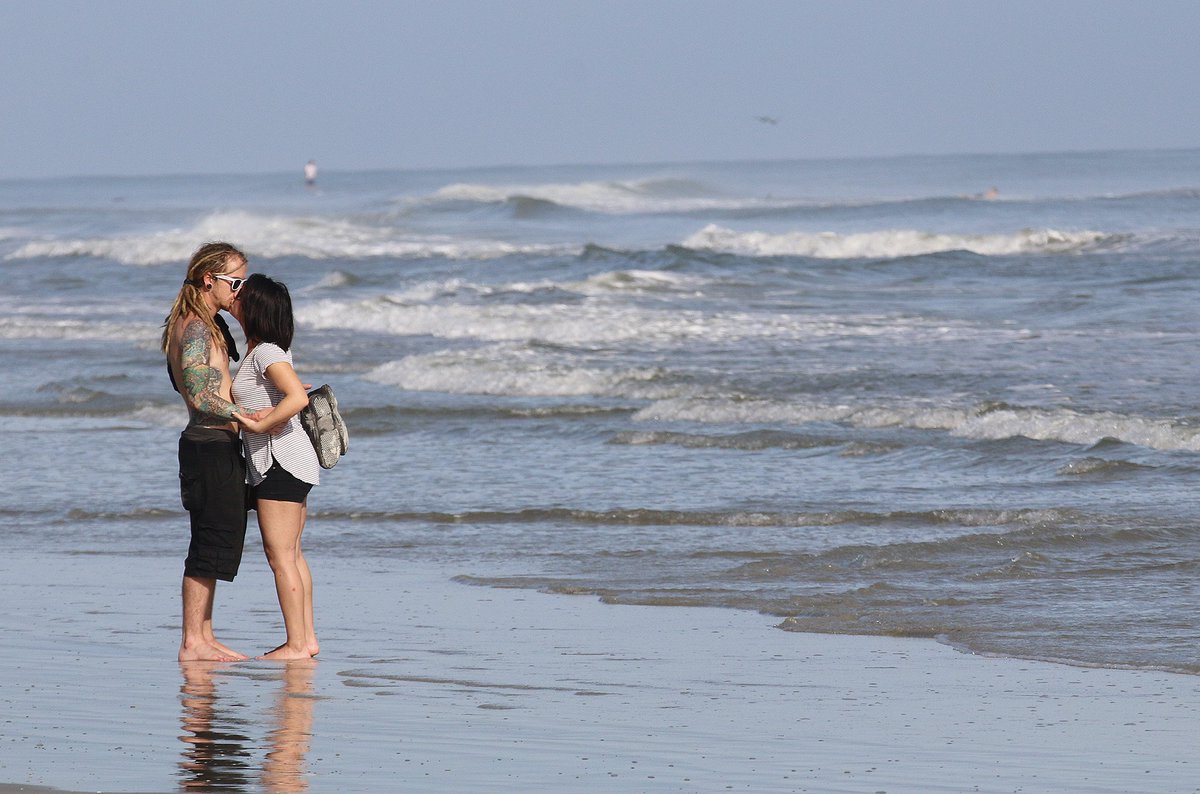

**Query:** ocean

left=3, top=148, right=1200, bottom=675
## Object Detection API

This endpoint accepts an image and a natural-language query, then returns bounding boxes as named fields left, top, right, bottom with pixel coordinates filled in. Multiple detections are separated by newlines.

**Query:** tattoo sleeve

left=180, top=319, right=240, bottom=420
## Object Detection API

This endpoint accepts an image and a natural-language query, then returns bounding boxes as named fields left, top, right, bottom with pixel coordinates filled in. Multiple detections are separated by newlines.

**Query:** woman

left=231, top=274, right=321, bottom=661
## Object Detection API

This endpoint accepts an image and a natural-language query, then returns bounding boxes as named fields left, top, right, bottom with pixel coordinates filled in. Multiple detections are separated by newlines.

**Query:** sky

left=2, top=0, right=1198, bottom=179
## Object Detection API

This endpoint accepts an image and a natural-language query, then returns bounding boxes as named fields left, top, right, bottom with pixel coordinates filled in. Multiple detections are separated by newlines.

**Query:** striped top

left=231, top=342, right=320, bottom=487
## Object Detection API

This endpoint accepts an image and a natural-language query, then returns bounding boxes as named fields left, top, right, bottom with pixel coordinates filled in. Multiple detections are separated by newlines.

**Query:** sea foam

left=298, top=293, right=967, bottom=347
left=0, top=315, right=153, bottom=342
left=5, top=211, right=570, bottom=265
left=366, top=346, right=672, bottom=399
left=429, top=178, right=781, bottom=215
left=633, top=397, right=1200, bottom=452
left=682, top=224, right=1114, bottom=258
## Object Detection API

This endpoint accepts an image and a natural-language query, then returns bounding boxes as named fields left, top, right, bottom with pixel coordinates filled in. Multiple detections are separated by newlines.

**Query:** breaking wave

left=313, top=505, right=1075, bottom=529
left=681, top=224, right=1120, bottom=259
left=366, top=348, right=673, bottom=399
left=299, top=293, right=968, bottom=347
left=0, top=314, right=156, bottom=342
left=634, top=398, right=1200, bottom=452
left=427, top=177, right=780, bottom=215
left=5, top=210, right=572, bottom=265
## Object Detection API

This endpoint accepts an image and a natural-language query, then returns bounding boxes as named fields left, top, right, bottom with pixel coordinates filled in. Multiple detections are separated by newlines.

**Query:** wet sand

left=1, top=550, right=1198, bottom=793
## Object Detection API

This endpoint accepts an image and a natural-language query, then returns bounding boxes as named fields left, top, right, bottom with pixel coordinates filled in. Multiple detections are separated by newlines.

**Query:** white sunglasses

left=213, top=274, right=245, bottom=291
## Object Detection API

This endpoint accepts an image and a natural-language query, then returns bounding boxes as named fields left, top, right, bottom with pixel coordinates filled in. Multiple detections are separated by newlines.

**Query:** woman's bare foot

left=307, top=637, right=320, bottom=657
left=258, top=643, right=314, bottom=661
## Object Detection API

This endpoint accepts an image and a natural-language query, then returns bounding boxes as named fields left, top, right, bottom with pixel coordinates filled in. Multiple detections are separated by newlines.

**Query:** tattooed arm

left=180, top=318, right=241, bottom=422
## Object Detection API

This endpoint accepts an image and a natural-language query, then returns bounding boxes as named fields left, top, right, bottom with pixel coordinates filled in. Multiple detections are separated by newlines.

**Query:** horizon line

left=4, top=145, right=1199, bottom=184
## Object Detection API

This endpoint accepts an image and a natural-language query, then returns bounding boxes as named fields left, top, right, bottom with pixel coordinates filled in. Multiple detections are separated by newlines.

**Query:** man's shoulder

left=177, top=315, right=217, bottom=346
left=176, top=313, right=209, bottom=332
left=177, top=315, right=230, bottom=369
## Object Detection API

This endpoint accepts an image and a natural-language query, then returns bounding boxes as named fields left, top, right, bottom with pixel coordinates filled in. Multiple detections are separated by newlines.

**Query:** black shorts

left=178, top=427, right=248, bottom=582
left=253, top=459, right=314, bottom=504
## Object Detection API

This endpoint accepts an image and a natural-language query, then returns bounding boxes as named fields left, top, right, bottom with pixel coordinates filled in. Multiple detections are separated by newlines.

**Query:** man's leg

left=198, top=579, right=245, bottom=660
left=180, top=574, right=246, bottom=662
left=178, top=428, right=248, bottom=662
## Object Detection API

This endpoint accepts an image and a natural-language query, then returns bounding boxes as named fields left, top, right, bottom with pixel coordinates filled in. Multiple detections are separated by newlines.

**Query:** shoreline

left=1, top=551, right=1198, bottom=792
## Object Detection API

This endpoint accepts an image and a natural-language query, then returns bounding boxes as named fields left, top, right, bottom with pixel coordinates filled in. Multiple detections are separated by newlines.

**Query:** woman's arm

left=237, top=359, right=309, bottom=435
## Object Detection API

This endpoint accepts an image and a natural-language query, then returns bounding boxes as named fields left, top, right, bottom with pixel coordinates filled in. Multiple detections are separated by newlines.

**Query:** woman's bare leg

left=295, top=501, right=319, bottom=656
left=257, top=498, right=311, bottom=660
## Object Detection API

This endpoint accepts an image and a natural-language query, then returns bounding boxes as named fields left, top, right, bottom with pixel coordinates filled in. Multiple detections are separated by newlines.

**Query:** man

left=162, top=242, right=259, bottom=662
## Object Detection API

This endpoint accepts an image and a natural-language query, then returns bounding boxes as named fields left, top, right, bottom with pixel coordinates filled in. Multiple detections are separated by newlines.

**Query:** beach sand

left=0, top=550, right=1197, bottom=793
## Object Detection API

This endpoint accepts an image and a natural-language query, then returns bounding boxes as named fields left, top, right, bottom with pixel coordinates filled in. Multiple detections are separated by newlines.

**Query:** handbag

left=299, top=384, right=349, bottom=469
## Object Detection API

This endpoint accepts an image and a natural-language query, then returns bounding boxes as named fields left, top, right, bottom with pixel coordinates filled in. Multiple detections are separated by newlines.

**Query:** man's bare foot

left=213, top=642, right=248, bottom=662
left=179, top=641, right=244, bottom=663
left=210, top=639, right=249, bottom=661
left=258, top=643, right=314, bottom=661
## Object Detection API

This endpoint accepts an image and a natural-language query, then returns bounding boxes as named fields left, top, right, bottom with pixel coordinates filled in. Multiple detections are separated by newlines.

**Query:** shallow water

left=3, top=149, right=1200, bottom=673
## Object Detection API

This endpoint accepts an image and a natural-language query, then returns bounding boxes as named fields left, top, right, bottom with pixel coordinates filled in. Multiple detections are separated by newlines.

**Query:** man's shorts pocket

left=179, top=471, right=203, bottom=512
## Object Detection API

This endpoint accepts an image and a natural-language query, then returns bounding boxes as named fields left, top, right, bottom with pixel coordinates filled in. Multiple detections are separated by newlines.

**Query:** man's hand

left=235, top=407, right=292, bottom=436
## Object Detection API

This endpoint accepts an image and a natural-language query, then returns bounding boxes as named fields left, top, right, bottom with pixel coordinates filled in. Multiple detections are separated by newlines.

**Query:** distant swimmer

left=755, top=116, right=780, bottom=125
left=964, top=187, right=999, bottom=200
left=304, top=160, right=318, bottom=185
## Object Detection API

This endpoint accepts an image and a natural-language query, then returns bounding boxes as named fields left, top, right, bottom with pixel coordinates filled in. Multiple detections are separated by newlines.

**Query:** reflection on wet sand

left=261, top=661, right=317, bottom=793
left=178, top=663, right=253, bottom=791
left=178, top=661, right=317, bottom=793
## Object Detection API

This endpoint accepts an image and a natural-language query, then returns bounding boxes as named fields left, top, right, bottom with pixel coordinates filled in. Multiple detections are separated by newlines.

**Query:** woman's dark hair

left=238, top=273, right=294, bottom=351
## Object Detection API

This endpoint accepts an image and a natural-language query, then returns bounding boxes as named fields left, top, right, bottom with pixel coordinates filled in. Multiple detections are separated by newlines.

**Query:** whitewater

left=3, top=148, right=1200, bottom=673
